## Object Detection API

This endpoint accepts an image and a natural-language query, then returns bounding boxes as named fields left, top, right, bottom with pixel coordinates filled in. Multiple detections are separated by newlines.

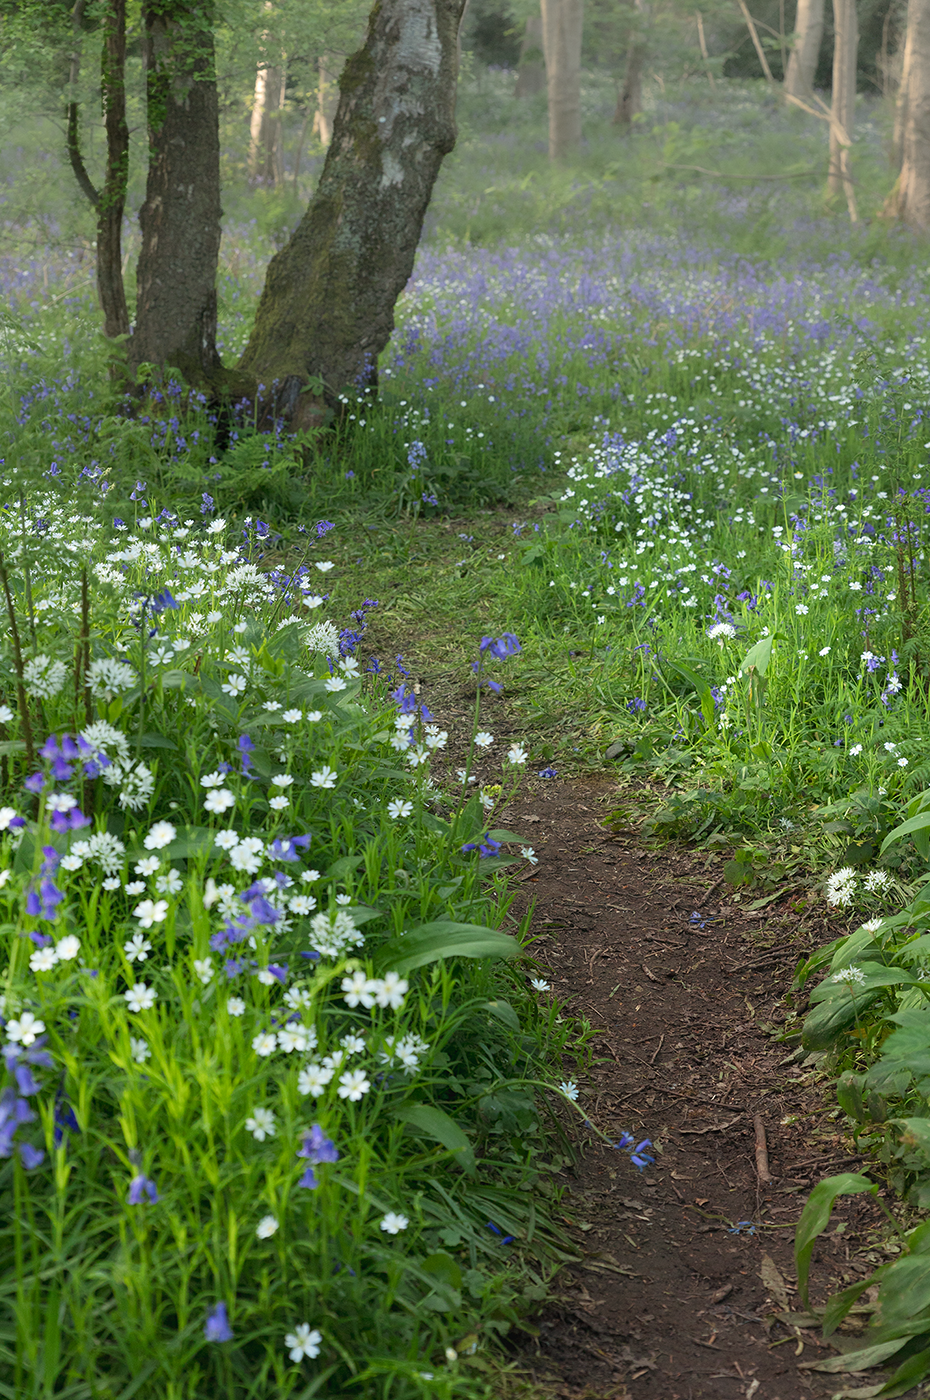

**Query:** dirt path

left=503, top=778, right=897, bottom=1400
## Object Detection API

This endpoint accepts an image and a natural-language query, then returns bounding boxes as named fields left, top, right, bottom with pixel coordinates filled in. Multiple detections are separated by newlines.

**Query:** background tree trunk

left=614, top=0, right=648, bottom=127
left=515, top=15, right=546, bottom=97
left=891, top=6, right=913, bottom=168
left=98, top=0, right=130, bottom=339
left=784, top=0, right=824, bottom=98
left=130, top=1, right=222, bottom=382
left=315, top=53, right=340, bottom=146
left=828, top=0, right=858, bottom=196
left=238, top=0, right=466, bottom=429
left=249, top=59, right=286, bottom=185
left=884, top=0, right=930, bottom=226
left=540, top=0, right=584, bottom=158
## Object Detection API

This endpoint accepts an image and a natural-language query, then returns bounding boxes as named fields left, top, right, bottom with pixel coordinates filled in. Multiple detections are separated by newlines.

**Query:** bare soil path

left=501, top=778, right=898, bottom=1400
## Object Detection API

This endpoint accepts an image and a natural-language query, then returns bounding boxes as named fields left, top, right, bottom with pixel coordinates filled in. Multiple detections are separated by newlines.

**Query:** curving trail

left=505, top=778, right=894, bottom=1400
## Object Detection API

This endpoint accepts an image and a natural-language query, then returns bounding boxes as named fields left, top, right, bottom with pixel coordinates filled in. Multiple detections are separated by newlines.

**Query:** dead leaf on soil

left=760, top=1254, right=792, bottom=1312
left=678, top=1117, right=743, bottom=1134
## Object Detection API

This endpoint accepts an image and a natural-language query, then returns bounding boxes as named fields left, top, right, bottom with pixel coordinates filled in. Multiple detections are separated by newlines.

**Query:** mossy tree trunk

left=129, top=0, right=222, bottom=383
left=238, top=0, right=466, bottom=430
left=614, top=0, right=648, bottom=129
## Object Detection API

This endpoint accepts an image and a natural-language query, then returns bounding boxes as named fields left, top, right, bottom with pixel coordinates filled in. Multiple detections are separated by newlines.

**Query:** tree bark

left=540, top=0, right=584, bottom=159
left=828, top=0, right=858, bottom=197
left=98, top=0, right=130, bottom=339
left=249, top=59, right=286, bottom=185
left=883, top=0, right=930, bottom=227
left=784, top=0, right=824, bottom=99
left=515, top=15, right=546, bottom=97
left=614, top=0, right=648, bottom=127
left=130, top=0, right=222, bottom=382
left=238, top=0, right=466, bottom=429
left=315, top=53, right=340, bottom=146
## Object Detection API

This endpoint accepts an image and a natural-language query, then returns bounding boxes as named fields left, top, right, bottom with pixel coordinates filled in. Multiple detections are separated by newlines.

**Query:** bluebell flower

left=486, top=1221, right=516, bottom=1244
left=630, top=1140, right=654, bottom=1170
left=151, top=588, right=178, bottom=614
left=13, top=1063, right=41, bottom=1096
left=298, top=1124, right=339, bottom=1164
left=18, top=1141, right=44, bottom=1170
left=298, top=1165, right=319, bottom=1189
left=461, top=834, right=502, bottom=858
left=537, top=766, right=558, bottom=778
left=299, top=950, right=321, bottom=962
left=53, top=1092, right=79, bottom=1146
left=203, top=1302, right=234, bottom=1342
left=128, top=1174, right=159, bottom=1204
left=238, top=734, right=255, bottom=776
left=24, top=772, right=45, bottom=794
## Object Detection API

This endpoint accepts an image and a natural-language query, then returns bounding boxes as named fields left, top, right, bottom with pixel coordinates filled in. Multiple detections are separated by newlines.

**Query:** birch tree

left=884, top=0, right=930, bottom=228
left=540, top=0, right=584, bottom=159
left=238, top=0, right=467, bottom=428
left=784, top=0, right=824, bottom=98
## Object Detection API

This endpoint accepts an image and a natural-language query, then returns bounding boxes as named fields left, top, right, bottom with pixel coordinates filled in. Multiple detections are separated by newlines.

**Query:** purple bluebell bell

left=298, top=1165, right=319, bottom=1189
left=461, top=834, right=502, bottom=858
left=298, top=1124, right=339, bottom=1164
left=537, top=766, right=558, bottom=778
left=24, top=772, right=45, bottom=794
left=238, top=733, right=255, bottom=775
left=18, top=1141, right=44, bottom=1169
left=203, top=1302, right=234, bottom=1342
left=128, top=1174, right=159, bottom=1204
left=486, top=1221, right=516, bottom=1244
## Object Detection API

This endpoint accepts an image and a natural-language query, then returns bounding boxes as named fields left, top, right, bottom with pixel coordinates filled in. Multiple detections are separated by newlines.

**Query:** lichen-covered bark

left=238, top=0, right=467, bottom=429
left=884, top=0, right=930, bottom=228
left=129, top=0, right=222, bottom=382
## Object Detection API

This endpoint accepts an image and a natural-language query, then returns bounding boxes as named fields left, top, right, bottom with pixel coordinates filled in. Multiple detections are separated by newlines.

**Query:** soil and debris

left=499, top=778, right=902, bottom=1400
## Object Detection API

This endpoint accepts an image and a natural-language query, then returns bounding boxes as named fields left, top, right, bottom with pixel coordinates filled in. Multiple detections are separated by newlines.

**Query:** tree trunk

left=65, top=0, right=130, bottom=341
left=249, top=59, right=286, bottom=185
left=238, top=0, right=466, bottom=430
left=614, top=0, right=647, bottom=127
left=515, top=15, right=546, bottom=97
left=884, top=0, right=930, bottom=226
left=315, top=53, right=340, bottom=146
left=98, top=0, right=130, bottom=339
left=828, top=0, right=858, bottom=197
left=541, top=0, right=584, bottom=159
left=784, top=0, right=824, bottom=99
left=130, top=1, right=222, bottom=383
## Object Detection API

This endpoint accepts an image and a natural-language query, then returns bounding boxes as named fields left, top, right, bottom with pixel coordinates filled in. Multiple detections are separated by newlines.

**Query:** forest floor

left=499, top=778, right=899, bottom=1400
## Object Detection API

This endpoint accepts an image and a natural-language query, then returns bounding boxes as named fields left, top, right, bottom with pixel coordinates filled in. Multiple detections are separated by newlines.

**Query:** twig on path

left=754, top=1114, right=774, bottom=1184
left=649, top=1034, right=665, bottom=1065
left=698, top=877, right=724, bottom=906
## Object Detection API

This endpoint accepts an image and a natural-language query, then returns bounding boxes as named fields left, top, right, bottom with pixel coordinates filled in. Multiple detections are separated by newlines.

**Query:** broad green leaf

left=796, top=1173, right=877, bottom=1306
left=483, top=999, right=520, bottom=1031
left=666, top=659, right=711, bottom=699
left=875, top=1253, right=930, bottom=1329
left=159, top=826, right=217, bottom=861
left=809, top=964, right=917, bottom=1005
left=395, top=1103, right=476, bottom=1175
left=0, top=739, right=25, bottom=756
left=802, top=993, right=880, bottom=1050
left=882, top=812, right=930, bottom=856
left=882, top=1344, right=930, bottom=1395
left=822, top=1276, right=877, bottom=1338
left=740, top=634, right=776, bottom=677
left=376, top=921, right=519, bottom=974
left=802, top=1337, right=909, bottom=1373
left=486, top=829, right=531, bottom=844
left=130, top=732, right=178, bottom=751
left=421, top=1250, right=463, bottom=1291
left=327, top=855, right=363, bottom=881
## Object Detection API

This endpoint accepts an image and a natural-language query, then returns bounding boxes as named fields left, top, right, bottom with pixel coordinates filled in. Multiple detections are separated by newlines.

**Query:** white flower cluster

left=825, top=867, right=891, bottom=908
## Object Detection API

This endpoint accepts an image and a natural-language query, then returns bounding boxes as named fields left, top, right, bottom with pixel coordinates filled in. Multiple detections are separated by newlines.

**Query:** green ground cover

left=3, top=69, right=930, bottom=1397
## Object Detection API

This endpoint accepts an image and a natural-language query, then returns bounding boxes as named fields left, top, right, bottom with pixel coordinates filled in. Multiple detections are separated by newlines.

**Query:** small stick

left=649, top=1034, right=665, bottom=1065
left=754, top=1113, right=773, bottom=1183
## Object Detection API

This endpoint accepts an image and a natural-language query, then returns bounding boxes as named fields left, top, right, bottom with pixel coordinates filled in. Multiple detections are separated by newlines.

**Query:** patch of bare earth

left=501, top=778, right=897, bottom=1400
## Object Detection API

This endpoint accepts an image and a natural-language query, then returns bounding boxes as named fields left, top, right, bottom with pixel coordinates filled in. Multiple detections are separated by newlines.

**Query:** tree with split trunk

left=784, top=0, right=824, bottom=99
left=883, top=0, right=930, bottom=228
left=828, top=0, right=858, bottom=200
left=540, top=0, right=584, bottom=158
left=129, top=0, right=223, bottom=384
left=65, top=0, right=130, bottom=342
left=515, top=14, right=546, bottom=97
left=238, top=0, right=467, bottom=430
left=614, top=0, right=648, bottom=128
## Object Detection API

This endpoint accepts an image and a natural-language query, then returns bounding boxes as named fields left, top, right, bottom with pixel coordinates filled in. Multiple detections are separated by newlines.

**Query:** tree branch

left=68, top=0, right=99, bottom=208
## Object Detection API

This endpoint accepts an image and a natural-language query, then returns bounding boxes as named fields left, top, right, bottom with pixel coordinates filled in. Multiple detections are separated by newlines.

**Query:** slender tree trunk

left=98, top=0, right=130, bottom=339
left=614, top=0, right=647, bottom=127
left=65, top=0, right=130, bottom=342
left=130, top=1, right=222, bottom=382
left=884, top=0, right=930, bottom=226
left=828, top=0, right=858, bottom=197
left=696, top=10, right=716, bottom=89
left=250, top=59, right=286, bottom=185
left=784, top=0, right=824, bottom=98
left=315, top=53, right=340, bottom=146
left=891, top=6, right=913, bottom=168
left=515, top=15, right=546, bottom=96
left=238, top=0, right=466, bottom=429
left=540, top=0, right=584, bottom=158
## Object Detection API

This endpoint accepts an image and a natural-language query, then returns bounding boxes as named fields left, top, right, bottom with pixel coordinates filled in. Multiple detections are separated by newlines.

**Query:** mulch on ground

left=499, top=777, right=900, bottom=1400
